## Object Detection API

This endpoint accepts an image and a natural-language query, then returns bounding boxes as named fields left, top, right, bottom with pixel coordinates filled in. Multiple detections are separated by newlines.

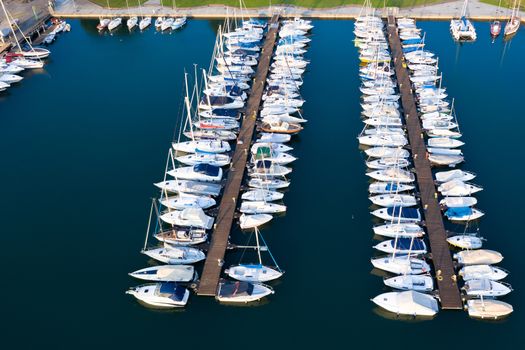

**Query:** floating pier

left=386, top=15, right=463, bottom=310
left=197, top=15, right=280, bottom=296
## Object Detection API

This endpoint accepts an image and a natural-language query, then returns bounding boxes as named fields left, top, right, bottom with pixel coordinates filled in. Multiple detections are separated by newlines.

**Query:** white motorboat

left=372, top=207, right=421, bottom=222
left=365, top=147, right=409, bottom=159
left=251, top=142, right=293, bottom=154
left=373, top=223, right=424, bottom=238
left=216, top=281, right=274, bottom=303
left=429, top=154, right=464, bottom=167
left=154, top=180, right=222, bottom=196
left=239, top=213, right=273, bottom=229
left=438, top=180, right=482, bottom=196
left=366, top=158, right=410, bottom=170
left=240, top=201, right=286, bottom=214
left=463, top=279, right=512, bottom=297
left=371, top=255, right=431, bottom=275
left=142, top=245, right=206, bottom=264
left=427, top=137, right=464, bottom=148
left=0, top=64, right=24, bottom=74
left=154, top=17, right=164, bottom=29
left=108, top=17, right=122, bottom=31
left=248, top=178, right=290, bottom=189
left=160, top=193, right=216, bottom=210
left=252, top=146, right=297, bottom=165
left=176, top=152, right=231, bottom=167
left=172, top=140, right=231, bottom=153
left=374, top=238, right=427, bottom=254
left=367, top=168, right=415, bottom=183
left=459, top=265, right=508, bottom=281
left=0, top=74, right=22, bottom=84
left=371, top=291, right=438, bottom=316
left=435, top=169, right=476, bottom=183
left=168, top=164, right=223, bottom=182
left=444, top=207, right=484, bottom=221
left=172, top=17, right=187, bottom=30
left=454, top=249, right=503, bottom=265
left=369, top=194, right=417, bottom=207
left=161, top=17, right=174, bottom=31
left=154, top=227, right=208, bottom=246
left=126, top=282, right=189, bottom=308
left=358, top=134, right=408, bottom=147
left=428, top=147, right=463, bottom=156
left=384, top=275, right=434, bottom=292
left=139, top=17, right=152, bottom=31
left=440, top=196, right=477, bottom=208
left=242, top=189, right=283, bottom=202
left=257, top=133, right=291, bottom=143
left=160, top=208, right=214, bottom=229
left=127, top=16, right=138, bottom=30
left=446, top=235, right=483, bottom=249
left=97, top=18, right=110, bottom=31
left=369, top=182, right=415, bottom=194
left=427, top=129, right=462, bottom=138
left=0, top=81, right=9, bottom=91
left=467, top=299, right=513, bottom=319
left=249, top=160, right=292, bottom=177
left=129, top=265, right=195, bottom=282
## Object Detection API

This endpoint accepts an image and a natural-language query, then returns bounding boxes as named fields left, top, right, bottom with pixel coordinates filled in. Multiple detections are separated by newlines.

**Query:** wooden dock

left=197, top=15, right=280, bottom=296
left=386, top=15, right=463, bottom=310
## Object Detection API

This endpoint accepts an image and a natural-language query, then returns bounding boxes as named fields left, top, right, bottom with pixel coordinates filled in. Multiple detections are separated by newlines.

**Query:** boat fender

left=189, top=282, right=198, bottom=290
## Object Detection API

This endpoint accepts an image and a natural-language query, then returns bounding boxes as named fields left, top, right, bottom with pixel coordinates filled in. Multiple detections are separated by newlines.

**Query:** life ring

left=437, top=275, right=443, bottom=281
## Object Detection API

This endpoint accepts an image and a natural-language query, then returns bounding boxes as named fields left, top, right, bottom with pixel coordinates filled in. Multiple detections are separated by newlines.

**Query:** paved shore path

left=52, top=0, right=525, bottom=21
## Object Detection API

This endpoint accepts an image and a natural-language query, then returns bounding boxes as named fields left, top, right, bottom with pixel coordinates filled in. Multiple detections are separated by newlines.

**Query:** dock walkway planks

left=197, top=15, right=280, bottom=296
left=386, top=16, right=463, bottom=310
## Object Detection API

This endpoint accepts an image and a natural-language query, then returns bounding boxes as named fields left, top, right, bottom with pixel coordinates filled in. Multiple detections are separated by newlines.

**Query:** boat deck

left=197, top=15, right=280, bottom=297
left=386, top=15, right=463, bottom=310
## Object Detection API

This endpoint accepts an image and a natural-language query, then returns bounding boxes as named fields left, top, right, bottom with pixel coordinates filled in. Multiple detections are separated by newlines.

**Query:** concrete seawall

left=51, top=0, right=525, bottom=22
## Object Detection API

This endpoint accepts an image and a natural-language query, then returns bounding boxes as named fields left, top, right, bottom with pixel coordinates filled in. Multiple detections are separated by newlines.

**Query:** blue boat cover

left=255, top=160, right=273, bottom=169
left=159, top=282, right=186, bottom=301
left=385, top=183, right=399, bottom=191
left=445, top=207, right=473, bottom=217
left=387, top=207, right=420, bottom=219
left=194, top=163, right=220, bottom=177
left=402, top=38, right=423, bottom=45
left=391, top=238, right=426, bottom=251
left=219, top=281, right=254, bottom=297
left=211, top=108, right=240, bottom=117
left=202, top=96, right=234, bottom=106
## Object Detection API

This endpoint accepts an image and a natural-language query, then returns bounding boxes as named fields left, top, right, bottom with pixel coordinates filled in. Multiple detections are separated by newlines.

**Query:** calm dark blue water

left=0, top=19, right=523, bottom=348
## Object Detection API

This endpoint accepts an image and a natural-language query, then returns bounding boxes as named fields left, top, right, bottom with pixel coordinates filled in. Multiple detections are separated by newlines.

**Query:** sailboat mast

left=255, top=227, right=263, bottom=264
left=0, top=0, right=23, bottom=52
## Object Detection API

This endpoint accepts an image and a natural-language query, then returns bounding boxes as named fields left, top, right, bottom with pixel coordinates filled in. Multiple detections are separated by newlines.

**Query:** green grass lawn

left=479, top=0, right=524, bottom=11
left=90, top=0, right=448, bottom=9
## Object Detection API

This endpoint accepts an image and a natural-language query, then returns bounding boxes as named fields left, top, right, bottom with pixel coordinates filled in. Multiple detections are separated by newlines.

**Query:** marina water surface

left=0, top=19, right=523, bottom=348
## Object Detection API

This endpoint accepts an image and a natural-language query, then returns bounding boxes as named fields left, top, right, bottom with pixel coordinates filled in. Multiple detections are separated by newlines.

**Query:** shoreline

left=51, top=0, right=525, bottom=22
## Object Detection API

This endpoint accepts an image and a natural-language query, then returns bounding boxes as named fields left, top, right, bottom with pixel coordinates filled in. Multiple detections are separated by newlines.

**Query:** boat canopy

left=194, top=163, right=220, bottom=177
left=391, top=238, right=426, bottom=251
left=219, top=281, right=254, bottom=297
left=445, top=206, right=472, bottom=217
left=387, top=207, right=420, bottom=219
left=210, top=108, right=240, bottom=117
left=255, top=146, right=272, bottom=159
left=256, top=160, right=274, bottom=169
left=158, top=282, right=186, bottom=301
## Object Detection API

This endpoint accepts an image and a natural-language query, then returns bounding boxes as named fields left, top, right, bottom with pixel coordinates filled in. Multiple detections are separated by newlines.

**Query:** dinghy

left=374, top=238, right=427, bottom=254
left=216, top=281, right=274, bottom=303
left=454, top=249, right=503, bottom=265
left=384, top=275, right=434, bottom=292
left=459, top=265, right=508, bottom=281
left=372, top=207, right=422, bottom=222
left=373, top=223, right=425, bottom=238
left=126, top=282, right=189, bottom=308
left=371, top=255, right=430, bottom=275
left=129, top=265, right=195, bottom=282
left=371, top=291, right=438, bottom=316
left=467, top=299, right=513, bottom=319
left=239, top=213, right=273, bottom=229
left=154, top=227, right=208, bottom=246
left=160, top=208, right=214, bottom=229
left=142, top=245, right=206, bottom=264
left=446, top=235, right=483, bottom=249
left=463, top=279, right=512, bottom=297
